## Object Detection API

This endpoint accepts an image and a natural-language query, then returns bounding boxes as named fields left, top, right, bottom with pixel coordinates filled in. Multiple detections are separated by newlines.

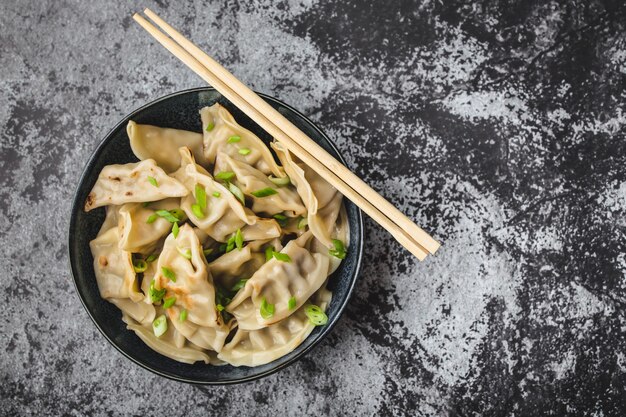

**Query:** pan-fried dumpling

left=118, top=198, right=180, bottom=254
left=98, top=205, right=120, bottom=237
left=85, top=159, right=188, bottom=211
left=153, top=224, right=221, bottom=328
left=90, top=227, right=143, bottom=302
left=109, top=298, right=155, bottom=325
left=218, top=287, right=331, bottom=367
left=174, top=148, right=280, bottom=242
left=272, top=142, right=343, bottom=248
left=226, top=232, right=329, bottom=330
left=200, top=104, right=283, bottom=177
left=127, top=121, right=209, bottom=172
left=166, top=306, right=230, bottom=352
left=214, top=153, right=306, bottom=217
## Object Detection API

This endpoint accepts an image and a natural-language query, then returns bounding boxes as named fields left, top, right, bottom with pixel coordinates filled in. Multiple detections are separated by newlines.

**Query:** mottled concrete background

left=2, top=0, right=626, bottom=415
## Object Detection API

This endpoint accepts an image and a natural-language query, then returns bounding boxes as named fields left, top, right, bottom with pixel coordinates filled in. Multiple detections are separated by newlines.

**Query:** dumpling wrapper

left=166, top=306, right=230, bottom=352
left=218, top=287, right=331, bottom=367
left=118, top=198, right=180, bottom=254
left=109, top=298, right=155, bottom=325
left=84, top=159, right=188, bottom=211
left=214, top=152, right=306, bottom=217
left=200, top=103, right=284, bottom=177
left=127, top=121, right=209, bottom=172
left=226, top=232, right=329, bottom=330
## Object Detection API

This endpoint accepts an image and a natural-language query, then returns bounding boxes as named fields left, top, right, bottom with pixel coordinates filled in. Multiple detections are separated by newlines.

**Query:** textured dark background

left=2, top=0, right=626, bottom=415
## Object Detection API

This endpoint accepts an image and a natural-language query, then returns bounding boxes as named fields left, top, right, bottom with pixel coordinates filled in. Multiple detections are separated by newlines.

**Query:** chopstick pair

left=133, top=9, right=440, bottom=261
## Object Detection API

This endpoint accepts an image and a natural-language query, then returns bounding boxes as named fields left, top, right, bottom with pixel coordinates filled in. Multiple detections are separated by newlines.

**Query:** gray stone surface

left=2, top=0, right=626, bottom=415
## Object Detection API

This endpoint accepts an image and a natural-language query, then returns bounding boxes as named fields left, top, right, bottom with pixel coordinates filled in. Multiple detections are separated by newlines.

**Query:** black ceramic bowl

left=68, top=87, right=363, bottom=384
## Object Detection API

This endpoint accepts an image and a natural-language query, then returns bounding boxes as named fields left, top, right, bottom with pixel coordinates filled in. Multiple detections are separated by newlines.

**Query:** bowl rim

left=67, top=86, right=364, bottom=385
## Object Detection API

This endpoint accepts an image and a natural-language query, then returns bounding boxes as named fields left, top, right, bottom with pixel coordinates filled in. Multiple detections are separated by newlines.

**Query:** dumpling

left=127, top=121, right=209, bottom=172
left=98, top=205, right=120, bottom=236
left=89, top=227, right=143, bottom=302
left=200, top=104, right=283, bottom=177
left=166, top=306, right=230, bottom=352
left=174, top=147, right=280, bottom=242
left=118, top=198, right=180, bottom=254
left=109, top=298, right=155, bottom=325
left=226, top=232, right=329, bottom=330
left=272, top=142, right=343, bottom=248
left=84, top=159, right=188, bottom=211
left=214, top=152, right=306, bottom=217
left=218, top=287, right=331, bottom=367
left=153, top=224, right=221, bottom=328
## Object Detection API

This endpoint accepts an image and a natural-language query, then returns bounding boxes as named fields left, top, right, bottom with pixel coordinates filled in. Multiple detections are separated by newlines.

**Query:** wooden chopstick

left=133, top=10, right=439, bottom=261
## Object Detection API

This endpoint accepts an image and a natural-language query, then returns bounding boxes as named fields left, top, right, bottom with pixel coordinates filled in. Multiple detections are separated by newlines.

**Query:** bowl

left=68, top=87, right=364, bottom=384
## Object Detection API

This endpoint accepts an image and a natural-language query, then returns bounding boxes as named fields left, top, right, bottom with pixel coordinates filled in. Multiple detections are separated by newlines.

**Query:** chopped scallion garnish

left=191, top=203, right=205, bottom=219
left=272, top=251, right=292, bottom=262
left=179, top=309, right=188, bottom=322
left=268, top=175, right=290, bottom=186
left=149, top=280, right=166, bottom=304
left=265, top=246, right=274, bottom=261
left=152, top=314, right=167, bottom=337
left=163, top=296, right=176, bottom=309
left=235, top=228, right=243, bottom=251
left=215, top=171, right=235, bottom=181
left=225, top=234, right=236, bottom=253
left=304, top=304, right=328, bottom=326
left=177, top=246, right=192, bottom=259
left=238, top=148, right=251, bottom=155
left=216, top=304, right=224, bottom=312
left=205, top=122, right=215, bottom=132
left=251, top=187, right=278, bottom=198
left=195, top=184, right=207, bottom=210
left=172, top=222, right=179, bottom=238
left=227, top=135, right=241, bottom=143
left=148, top=176, right=158, bottom=187
left=132, top=259, right=147, bottom=273
left=145, top=254, right=158, bottom=263
left=169, top=208, right=186, bottom=221
left=212, top=191, right=221, bottom=198
left=231, top=278, right=248, bottom=292
left=288, top=296, right=297, bottom=310
left=203, top=248, right=214, bottom=257
left=155, top=209, right=179, bottom=223
left=260, top=297, right=275, bottom=319
left=297, top=216, right=308, bottom=229
left=161, top=266, right=176, bottom=282
left=329, top=239, right=346, bottom=259
left=273, top=213, right=288, bottom=227
left=146, top=214, right=157, bottom=224
left=228, top=182, right=245, bottom=205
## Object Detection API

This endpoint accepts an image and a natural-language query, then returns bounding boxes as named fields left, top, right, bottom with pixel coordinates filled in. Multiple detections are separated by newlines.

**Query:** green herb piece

left=146, top=214, right=157, bottom=224
left=203, top=248, right=214, bottom=257
left=231, top=279, right=248, bottom=292
left=235, top=228, right=243, bottom=251
left=215, top=171, right=235, bottom=181
left=212, top=191, right=221, bottom=198
left=272, top=251, right=292, bottom=263
left=218, top=243, right=227, bottom=253
left=191, top=203, right=205, bottom=219
left=155, top=209, right=179, bottom=223
left=288, top=296, right=297, bottom=310
left=304, top=305, right=328, bottom=326
left=260, top=297, right=275, bottom=319
left=163, top=296, right=176, bottom=309
left=238, top=148, right=251, bottom=155
left=265, top=246, right=274, bottom=261
left=161, top=266, right=176, bottom=282
left=152, top=314, right=167, bottom=337
left=227, top=135, right=241, bottom=143
left=195, top=184, right=207, bottom=210
left=228, top=182, right=245, bottom=205
left=179, top=309, right=188, bottom=322
left=142, top=202, right=151, bottom=208
left=205, top=121, right=215, bottom=132
left=251, top=187, right=278, bottom=198
left=273, top=213, right=288, bottom=227
left=177, top=247, right=192, bottom=259
left=172, top=222, right=179, bottom=238
left=225, top=234, right=236, bottom=253
left=148, top=176, right=158, bottom=187
left=169, top=208, right=186, bottom=221
left=329, top=239, right=346, bottom=259
left=216, top=304, right=224, bottom=312
left=145, top=254, right=158, bottom=263
left=297, top=216, right=308, bottom=229
left=268, top=175, right=290, bottom=186
left=149, top=280, right=166, bottom=304
left=133, top=259, right=147, bottom=273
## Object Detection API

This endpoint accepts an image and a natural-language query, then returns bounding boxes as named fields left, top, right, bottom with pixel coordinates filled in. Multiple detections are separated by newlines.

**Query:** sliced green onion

left=268, top=175, right=290, bottom=186
left=163, top=296, right=176, bottom=309
left=155, top=209, right=179, bottom=223
left=161, top=266, right=176, bottom=282
left=195, top=184, right=207, bottom=210
left=265, top=246, right=274, bottom=261
left=238, top=148, right=251, bottom=155
left=297, top=216, right=308, bottom=229
left=212, top=191, right=221, bottom=198
left=172, top=222, right=179, bottom=238
left=179, top=309, right=188, bottom=322
left=218, top=243, right=227, bottom=253
left=231, top=278, right=248, bottom=292
left=148, top=176, right=158, bottom=187
left=191, top=203, right=205, bottom=219
left=304, top=304, right=328, bottom=326
left=273, top=251, right=292, bottom=263
left=329, top=239, right=346, bottom=259
left=142, top=201, right=151, bottom=208
left=215, top=171, right=235, bottom=181
left=145, top=254, right=158, bottom=263
left=133, top=259, right=147, bottom=273
left=251, top=187, right=278, bottom=198
left=152, top=314, right=167, bottom=337
left=216, top=304, right=224, bottom=312
left=228, top=182, right=245, bottom=205
left=149, top=280, right=166, bottom=304
left=273, top=213, right=288, bottom=227
left=169, top=208, right=186, bottom=222
left=146, top=214, right=157, bottom=224
left=225, top=234, right=236, bottom=253
left=288, top=296, right=297, bottom=310
left=177, top=246, right=192, bottom=259
left=235, top=228, right=243, bottom=251
left=203, top=248, right=214, bottom=257
left=205, top=121, right=215, bottom=132
left=227, top=135, right=241, bottom=143
left=260, top=297, right=275, bottom=319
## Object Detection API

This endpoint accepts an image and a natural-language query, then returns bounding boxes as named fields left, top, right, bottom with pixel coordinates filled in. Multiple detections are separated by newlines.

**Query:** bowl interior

left=68, top=88, right=363, bottom=384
